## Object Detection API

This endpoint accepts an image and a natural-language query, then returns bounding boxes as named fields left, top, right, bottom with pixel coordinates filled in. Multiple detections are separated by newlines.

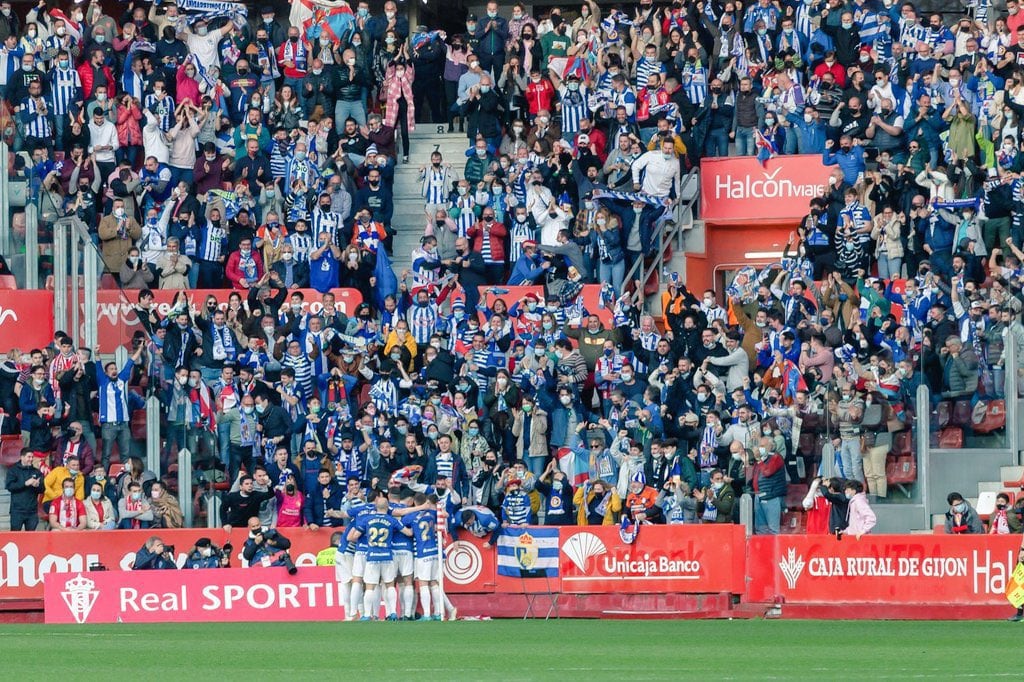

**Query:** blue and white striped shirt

left=144, top=93, right=175, bottom=132
left=281, top=353, right=314, bottom=399
left=311, top=208, right=341, bottom=242
left=421, top=166, right=451, bottom=205
left=97, top=360, right=134, bottom=424
left=20, top=97, right=51, bottom=139
left=406, top=302, right=439, bottom=346
left=48, top=66, right=81, bottom=116
left=198, top=224, right=228, bottom=262
left=680, top=64, right=708, bottom=106
left=559, top=85, right=590, bottom=134
left=287, top=231, right=314, bottom=263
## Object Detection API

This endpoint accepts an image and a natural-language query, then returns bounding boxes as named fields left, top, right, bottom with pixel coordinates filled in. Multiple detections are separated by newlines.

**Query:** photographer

left=132, top=536, right=178, bottom=570
left=184, top=537, right=232, bottom=569
left=242, top=516, right=297, bottom=574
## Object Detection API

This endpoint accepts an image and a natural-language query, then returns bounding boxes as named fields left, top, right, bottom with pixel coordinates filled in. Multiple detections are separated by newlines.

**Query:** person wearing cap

left=500, top=473, right=534, bottom=526
left=623, top=470, right=663, bottom=524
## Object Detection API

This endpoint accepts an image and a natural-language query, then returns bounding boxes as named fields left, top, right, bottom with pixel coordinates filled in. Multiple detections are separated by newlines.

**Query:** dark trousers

left=10, top=510, right=38, bottom=531
left=198, top=259, right=224, bottom=288
left=394, top=97, right=410, bottom=158
left=413, top=77, right=444, bottom=124
left=478, top=52, right=505, bottom=80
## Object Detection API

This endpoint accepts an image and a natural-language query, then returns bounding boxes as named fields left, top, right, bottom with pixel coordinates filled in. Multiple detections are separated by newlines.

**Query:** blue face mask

left=468, top=427, right=479, bottom=437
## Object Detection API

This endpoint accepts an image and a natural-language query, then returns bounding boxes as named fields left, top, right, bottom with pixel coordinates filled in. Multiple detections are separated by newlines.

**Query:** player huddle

left=337, top=489, right=454, bottom=621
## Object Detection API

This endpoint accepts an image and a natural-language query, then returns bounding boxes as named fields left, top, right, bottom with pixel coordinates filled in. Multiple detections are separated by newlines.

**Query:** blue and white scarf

left=177, top=0, right=248, bottom=28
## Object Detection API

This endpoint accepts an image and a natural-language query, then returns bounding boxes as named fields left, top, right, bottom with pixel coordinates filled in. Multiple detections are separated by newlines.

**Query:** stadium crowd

left=0, top=0, right=1023, bottom=541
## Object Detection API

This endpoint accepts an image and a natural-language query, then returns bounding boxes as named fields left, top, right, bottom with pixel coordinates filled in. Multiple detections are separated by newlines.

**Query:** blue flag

left=373, top=247, right=398, bottom=311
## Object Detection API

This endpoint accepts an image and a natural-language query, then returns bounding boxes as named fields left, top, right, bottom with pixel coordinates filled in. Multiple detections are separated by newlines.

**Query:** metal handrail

left=623, top=165, right=701, bottom=310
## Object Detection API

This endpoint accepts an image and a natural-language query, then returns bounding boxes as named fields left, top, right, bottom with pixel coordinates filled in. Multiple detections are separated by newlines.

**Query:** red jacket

left=467, top=219, right=507, bottom=264
left=812, top=60, right=846, bottom=89
left=525, top=78, right=555, bottom=115
left=224, top=249, right=265, bottom=289
left=77, top=62, right=116, bottom=100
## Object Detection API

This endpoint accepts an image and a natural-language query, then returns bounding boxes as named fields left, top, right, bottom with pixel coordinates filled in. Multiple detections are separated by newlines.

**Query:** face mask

left=63, top=487, right=75, bottom=498
left=559, top=395, right=573, bottom=406
left=346, top=58, right=356, bottom=66
left=96, top=93, right=107, bottom=102
left=130, top=491, right=142, bottom=501
left=764, top=117, right=775, bottom=126
left=845, top=491, right=854, bottom=500
left=197, top=26, right=209, bottom=36
left=841, top=21, right=853, bottom=29
left=476, top=148, right=487, bottom=157
left=255, top=404, right=266, bottom=414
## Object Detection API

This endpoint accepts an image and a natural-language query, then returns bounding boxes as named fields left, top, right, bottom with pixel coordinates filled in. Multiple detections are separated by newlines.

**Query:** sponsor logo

left=713, top=166, right=826, bottom=201
left=0, top=542, right=101, bottom=588
left=0, top=307, right=18, bottom=325
left=562, top=532, right=607, bottom=572
left=444, top=541, right=482, bottom=585
left=778, top=548, right=805, bottom=589
left=61, top=573, right=98, bottom=624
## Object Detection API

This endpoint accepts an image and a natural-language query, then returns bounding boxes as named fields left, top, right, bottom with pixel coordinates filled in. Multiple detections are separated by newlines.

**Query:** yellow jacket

left=383, top=329, right=418, bottom=371
left=573, top=486, right=622, bottom=526
left=43, top=466, right=85, bottom=504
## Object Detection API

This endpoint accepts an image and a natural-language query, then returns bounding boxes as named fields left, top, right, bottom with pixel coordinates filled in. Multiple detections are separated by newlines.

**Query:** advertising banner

left=44, top=566, right=345, bottom=624
left=700, top=155, right=832, bottom=224
left=92, top=288, right=363, bottom=350
left=558, top=525, right=745, bottom=594
left=0, top=527, right=493, bottom=602
left=746, top=535, right=1022, bottom=605
left=0, top=290, right=55, bottom=349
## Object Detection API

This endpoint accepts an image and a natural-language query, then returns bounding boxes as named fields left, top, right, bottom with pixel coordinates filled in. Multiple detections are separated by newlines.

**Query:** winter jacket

left=5, top=463, right=43, bottom=514
left=844, top=492, right=876, bottom=536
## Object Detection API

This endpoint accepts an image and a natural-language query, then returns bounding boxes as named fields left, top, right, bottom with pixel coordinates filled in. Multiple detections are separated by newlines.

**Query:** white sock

left=419, top=585, right=432, bottom=618
left=430, top=585, right=443, bottom=617
left=339, top=582, right=351, bottom=619
left=350, top=582, right=363, bottom=618
left=401, top=584, right=415, bottom=618
left=363, top=585, right=379, bottom=618
left=384, top=585, right=398, bottom=617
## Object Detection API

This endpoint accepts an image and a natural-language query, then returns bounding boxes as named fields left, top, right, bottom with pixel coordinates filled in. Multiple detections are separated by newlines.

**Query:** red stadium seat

left=785, top=483, right=808, bottom=511
left=0, top=434, right=23, bottom=466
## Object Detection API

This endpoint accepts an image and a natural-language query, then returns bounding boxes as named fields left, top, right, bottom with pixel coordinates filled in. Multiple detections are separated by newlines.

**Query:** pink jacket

left=845, top=493, right=876, bottom=537
left=382, top=64, right=415, bottom=131
left=176, top=69, right=201, bottom=107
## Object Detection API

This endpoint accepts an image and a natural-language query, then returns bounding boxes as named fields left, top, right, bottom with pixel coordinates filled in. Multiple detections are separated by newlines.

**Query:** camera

left=164, top=545, right=175, bottom=555
left=281, top=552, right=298, bottom=575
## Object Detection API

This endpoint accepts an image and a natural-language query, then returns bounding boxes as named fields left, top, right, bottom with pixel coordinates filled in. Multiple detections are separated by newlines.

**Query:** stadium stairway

left=389, top=127, right=471, bottom=275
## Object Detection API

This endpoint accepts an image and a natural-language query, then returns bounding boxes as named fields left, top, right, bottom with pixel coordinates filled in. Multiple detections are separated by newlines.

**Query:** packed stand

left=0, top=0, right=1021, bottom=541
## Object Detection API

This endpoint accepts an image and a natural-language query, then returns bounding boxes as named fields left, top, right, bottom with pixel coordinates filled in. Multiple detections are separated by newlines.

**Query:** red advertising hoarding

left=44, top=566, right=345, bottom=624
left=700, top=155, right=832, bottom=224
left=0, top=528, right=492, bottom=601
left=745, top=535, right=1021, bottom=605
left=92, top=288, right=363, bottom=350
left=0, top=290, right=55, bottom=349
left=558, top=525, right=745, bottom=595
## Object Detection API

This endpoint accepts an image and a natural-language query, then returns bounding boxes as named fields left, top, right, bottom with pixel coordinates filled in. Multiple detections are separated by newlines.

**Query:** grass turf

left=1, top=619, right=1016, bottom=679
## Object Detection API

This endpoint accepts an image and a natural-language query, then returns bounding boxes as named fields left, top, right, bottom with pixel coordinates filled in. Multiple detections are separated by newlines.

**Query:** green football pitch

left=1, top=619, right=1017, bottom=679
